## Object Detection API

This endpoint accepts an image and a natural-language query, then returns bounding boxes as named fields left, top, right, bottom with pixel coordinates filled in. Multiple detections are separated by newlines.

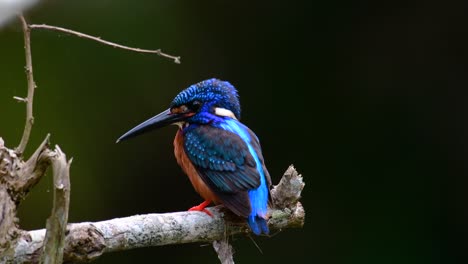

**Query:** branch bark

left=0, top=135, right=50, bottom=247
left=0, top=136, right=72, bottom=262
left=4, top=166, right=304, bottom=263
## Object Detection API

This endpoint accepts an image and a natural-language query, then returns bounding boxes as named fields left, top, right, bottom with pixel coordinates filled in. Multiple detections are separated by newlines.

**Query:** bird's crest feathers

left=171, top=78, right=241, bottom=120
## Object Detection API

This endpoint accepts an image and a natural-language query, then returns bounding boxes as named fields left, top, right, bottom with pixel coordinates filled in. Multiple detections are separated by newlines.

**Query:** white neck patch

left=214, top=107, right=237, bottom=120
left=173, top=122, right=189, bottom=129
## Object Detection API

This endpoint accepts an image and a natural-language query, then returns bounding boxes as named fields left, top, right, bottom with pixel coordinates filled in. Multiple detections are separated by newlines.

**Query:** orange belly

left=173, top=130, right=219, bottom=203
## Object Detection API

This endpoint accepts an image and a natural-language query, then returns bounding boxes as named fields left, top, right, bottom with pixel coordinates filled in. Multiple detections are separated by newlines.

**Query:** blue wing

left=184, top=124, right=266, bottom=217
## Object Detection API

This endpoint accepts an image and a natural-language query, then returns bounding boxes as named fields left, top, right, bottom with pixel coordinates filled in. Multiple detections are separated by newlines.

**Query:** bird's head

left=117, top=78, right=241, bottom=142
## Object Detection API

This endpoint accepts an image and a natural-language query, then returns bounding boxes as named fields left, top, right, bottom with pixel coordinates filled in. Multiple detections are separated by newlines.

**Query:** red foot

left=188, top=200, right=213, bottom=217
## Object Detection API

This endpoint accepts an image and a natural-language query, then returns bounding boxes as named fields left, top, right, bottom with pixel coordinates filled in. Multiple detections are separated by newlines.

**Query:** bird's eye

left=190, top=100, right=202, bottom=111
left=180, top=105, right=188, bottom=113
left=170, top=101, right=201, bottom=114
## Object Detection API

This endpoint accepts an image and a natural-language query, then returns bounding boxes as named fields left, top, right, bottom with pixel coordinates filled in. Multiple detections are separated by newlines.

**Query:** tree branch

left=10, top=134, right=50, bottom=198
left=213, top=240, right=235, bottom=264
left=0, top=136, right=50, bottom=251
left=29, top=24, right=181, bottom=64
left=11, top=205, right=304, bottom=263
left=16, top=14, right=37, bottom=155
left=41, top=146, right=72, bottom=264
left=5, top=166, right=305, bottom=263
left=0, top=136, right=73, bottom=260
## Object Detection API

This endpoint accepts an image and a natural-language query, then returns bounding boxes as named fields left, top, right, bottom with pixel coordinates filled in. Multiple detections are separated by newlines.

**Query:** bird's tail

left=248, top=215, right=269, bottom=235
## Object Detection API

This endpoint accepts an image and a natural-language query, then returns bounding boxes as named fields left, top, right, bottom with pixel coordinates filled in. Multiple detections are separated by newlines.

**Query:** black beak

left=116, top=108, right=187, bottom=143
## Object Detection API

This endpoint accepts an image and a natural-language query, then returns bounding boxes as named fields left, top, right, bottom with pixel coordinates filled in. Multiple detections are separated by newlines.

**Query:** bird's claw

left=188, top=205, right=213, bottom=217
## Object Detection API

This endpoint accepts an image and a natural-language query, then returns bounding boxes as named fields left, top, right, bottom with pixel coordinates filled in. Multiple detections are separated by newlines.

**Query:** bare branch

left=0, top=136, right=52, bottom=251
left=213, top=240, right=235, bottom=264
left=16, top=15, right=37, bottom=155
left=10, top=205, right=304, bottom=263
left=0, top=135, right=60, bottom=258
left=41, top=146, right=72, bottom=264
left=11, top=134, right=51, bottom=197
left=5, top=166, right=305, bottom=263
left=29, top=24, right=181, bottom=64
left=271, top=165, right=305, bottom=208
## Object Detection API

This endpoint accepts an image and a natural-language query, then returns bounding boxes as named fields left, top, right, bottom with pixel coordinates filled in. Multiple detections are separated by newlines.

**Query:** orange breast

left=173, top=130, right=219, bottom=203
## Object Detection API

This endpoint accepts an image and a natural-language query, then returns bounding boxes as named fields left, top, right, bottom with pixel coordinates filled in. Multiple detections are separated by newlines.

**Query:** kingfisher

left=117, top=79, right=271, bottom=235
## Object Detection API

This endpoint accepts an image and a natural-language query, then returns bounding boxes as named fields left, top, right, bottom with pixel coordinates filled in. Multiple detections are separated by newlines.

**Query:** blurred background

left=0, top=1, right=458, bottom=263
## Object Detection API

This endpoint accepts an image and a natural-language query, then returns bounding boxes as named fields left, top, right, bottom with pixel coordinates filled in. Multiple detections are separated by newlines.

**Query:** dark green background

left=1, top=1, right=456, bottom=263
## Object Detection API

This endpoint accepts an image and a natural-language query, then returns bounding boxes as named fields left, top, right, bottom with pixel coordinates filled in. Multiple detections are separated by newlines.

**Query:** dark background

left=0, top=1, right=459, bottom=263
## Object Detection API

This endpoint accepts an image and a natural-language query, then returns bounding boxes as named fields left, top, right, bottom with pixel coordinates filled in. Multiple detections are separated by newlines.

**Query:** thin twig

left=16, top=15, right=36, bottom=155
left=29, top=24, right=181, bottom=64
left=13, top=96, right=28, bottom=103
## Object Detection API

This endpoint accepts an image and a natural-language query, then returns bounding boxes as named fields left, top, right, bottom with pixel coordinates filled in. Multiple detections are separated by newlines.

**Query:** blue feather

left=219, top=119, right=269, bottom=235
left=184, top=126, right=260, bottom=194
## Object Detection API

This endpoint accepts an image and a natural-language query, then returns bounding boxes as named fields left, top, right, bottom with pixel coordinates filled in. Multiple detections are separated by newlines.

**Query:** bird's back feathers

left=183, top=119, right=271, bottom=234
